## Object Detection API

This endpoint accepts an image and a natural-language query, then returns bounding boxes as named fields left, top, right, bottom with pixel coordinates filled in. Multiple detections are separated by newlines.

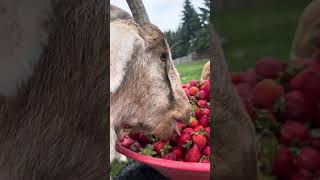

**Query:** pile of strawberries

left=119, top=80, right=210, bottom=163
left=231, top=57, right=320, bottom=180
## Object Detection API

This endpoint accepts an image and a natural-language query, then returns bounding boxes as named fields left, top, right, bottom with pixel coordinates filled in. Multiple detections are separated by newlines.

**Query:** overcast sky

left=110, top=0, right=205, bottom=32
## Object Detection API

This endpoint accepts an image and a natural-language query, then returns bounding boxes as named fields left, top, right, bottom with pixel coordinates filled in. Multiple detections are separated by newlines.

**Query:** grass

left=175, top=60, right=209, bottom=84
left=214, top=0, right=311, bottom=72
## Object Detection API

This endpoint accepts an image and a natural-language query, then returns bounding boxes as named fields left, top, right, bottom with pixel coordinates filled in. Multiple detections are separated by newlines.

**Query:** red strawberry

left=297, top=146, right=320, bottom=171
left=194, top=125, right=204, bottom=132
left=154, top=141, right=171, bottom=155
left=200, top=156, right=210, bottom=163
left=202, top=108, right=210, bottom=116
left=172, top=147, right=182, bottom=159
left=189, top=87, right=199, bottom=96
left=279, top=121, right=310, bottom=146
left=272, top=145, right=295, bottom=179
left=203, top=146, right=210, bottom=156
left=189, top=80, right=199, bottom=87
left=313, top=104, right=320, bottom=126
left=311, top=138, right=320, bottom=150
left=177, top=132, right=192, bottom=149
left=136, top=132, right=149, bottom=145
left=236, top=83, right=253, bottom=99
left=192, top=131, right=207, bottom=150
left=121, top=136, right=136, bottom=149
left=197, top=100, right=207, bottom=107
left=288, top=69, right=310, bottom=90
left=255, top=58, right=285, bottom=79
left=314, top=169, right=320, bottom=178
left=162, top=152, right=177, bottom=161
left=195, top=108, right=203, bottom=119
left=184, top=144, right=201, bottom=162
left=239, top=68, right=257, bottom=86
left=182, top=128, right=194, bottom=134
left=200, top=82, right=210, bottom=93
left=230, top=72, right=242, bottom=85
left=199, top=90, right=208, bottom=100
left=280, top=90, right=313, bottom=122
left=289, top=169, right=313, bottom=180
left=253, top=79, right=284, bottom=108
left=301, top=68, right=320, bottom=104
left=190, top=118, right=199, bottom=128
left=205, top=127, right=210, bottom=135
left=199, top=115, right=209, bottom=127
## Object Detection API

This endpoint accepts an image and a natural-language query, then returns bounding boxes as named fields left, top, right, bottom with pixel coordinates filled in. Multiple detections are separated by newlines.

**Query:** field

left=215, top=0, right=311, bottom=72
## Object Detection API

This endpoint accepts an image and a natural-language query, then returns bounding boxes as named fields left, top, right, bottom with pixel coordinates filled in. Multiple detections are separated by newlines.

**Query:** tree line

left=164, top=0, right=210, bottom=59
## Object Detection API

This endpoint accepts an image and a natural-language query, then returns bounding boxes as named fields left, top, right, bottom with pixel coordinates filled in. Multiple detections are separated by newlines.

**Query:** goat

left=0, top=0, right=108, bottom=179
left=291, top=0, right=320, bottom=59
left=211, top=27, right=258, bottom=180
left=110, top=1, right=190, bottom=165
left=201, top=61, right=210, bottom=81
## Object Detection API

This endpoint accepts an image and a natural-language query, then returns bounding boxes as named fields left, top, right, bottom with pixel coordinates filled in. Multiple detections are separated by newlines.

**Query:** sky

left=110, top=0, right=205, bottom=32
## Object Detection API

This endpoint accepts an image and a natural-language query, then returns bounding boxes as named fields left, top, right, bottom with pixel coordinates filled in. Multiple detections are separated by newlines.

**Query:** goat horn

left=126, top=0, right=150, bottom=26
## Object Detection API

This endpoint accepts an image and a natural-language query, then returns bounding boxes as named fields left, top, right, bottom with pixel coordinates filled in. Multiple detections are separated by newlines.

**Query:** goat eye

left=160, top=52, right=168, bottom=62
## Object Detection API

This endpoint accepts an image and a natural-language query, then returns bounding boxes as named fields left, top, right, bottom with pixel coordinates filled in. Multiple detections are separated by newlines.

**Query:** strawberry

left=195, top=108, right=203, bottom=119
left=162, top=153, right=177, bottom=161
left=199, top=115, right=209, bottom=127
left=253, top=79, right=284, bottom=108
left=297, top=146, right=320, bottom=171
left=136, top=132, right=149, bottom=146
left=200, top=82, right=210, bottom=93
left=154, top=141, right=171, bottom=156
left=194, top=125, right=204, bottom=132
left=121, top=135, right=136, bottom=149
left=139, top=144, right=157, bottom=157
left=182, top=128, right=194, bottom=134
left=189, top=80, right=199, bottom=87
left=255, top=58, right=285, bottom=79
left=205, top=127, right=210, bottom=135
left=189, top=86, right=199, bottom=96
left=236, top=83, right=253, bottom=99
left=239, top=68, right=257, bottom=87
left=172, top=147, right=183, bottom=159
left=301, top=68, right=320, bottom=103
left=288, top=69, right=310, bottom=90
left=280, top=90, right=313, bottom=122
left=184, top=144, right=201, bottom=162
left=192, top=130, right=207, bottom=150
left=197, top=100, right=207, bottom=107
left=202, top=108, right=210, bottom=116
left=190, top=118, right=199, bottom=128
left=177, top=132, right=192, bottom=149
left=199, top=90, right=208, bottom=100
left=203, top=146, right=210, bottom=156
left=272, top=145, right=295, bottom=179
left=311, top=138, right=320, bottom=150
left=200, top=156, right=210, bottom=163
left=130, top=142, right=141, bottom=152
left=279, top=121, right=310, bottom=146
left=230, top=72, right=242, bottom=85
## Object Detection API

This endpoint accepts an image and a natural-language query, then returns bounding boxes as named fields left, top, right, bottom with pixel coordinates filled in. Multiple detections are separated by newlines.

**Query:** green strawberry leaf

left=183, top=140, right=193, bottom=149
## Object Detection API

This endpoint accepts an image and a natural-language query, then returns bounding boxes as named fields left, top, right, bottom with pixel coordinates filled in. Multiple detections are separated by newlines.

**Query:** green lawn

left=215, top=0, right=311, bottom=72
left=176, top=60, right=208, bottom=84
